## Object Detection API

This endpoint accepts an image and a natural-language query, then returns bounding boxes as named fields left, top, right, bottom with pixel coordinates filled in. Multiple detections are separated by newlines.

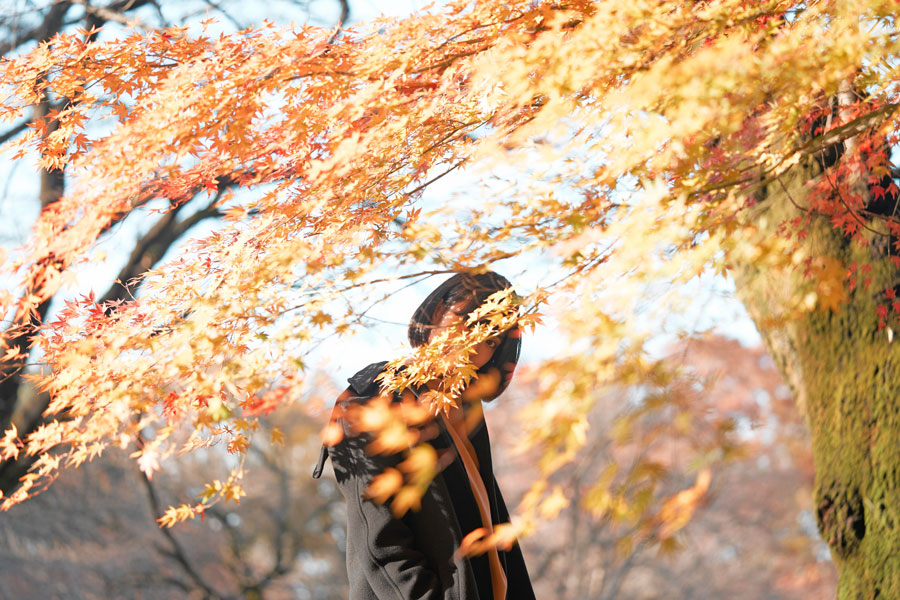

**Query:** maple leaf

left=226, top=433, right=250, bottom=454
left=390, top=485, right=424, bottom=518
left=0, top=425, right=21, bottom=461
left=136, top=447, right=161, bottom=480
left=270, top=426, right=286, bottom=446
left=365, top=467, right=403, bottom=505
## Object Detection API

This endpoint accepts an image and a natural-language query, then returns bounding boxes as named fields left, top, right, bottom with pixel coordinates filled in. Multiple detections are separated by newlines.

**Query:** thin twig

left=822, top=169, right=890, bottom=237
left=406, top=160, right=466, bottom=197
left=776, top=174, right=807, bottom=213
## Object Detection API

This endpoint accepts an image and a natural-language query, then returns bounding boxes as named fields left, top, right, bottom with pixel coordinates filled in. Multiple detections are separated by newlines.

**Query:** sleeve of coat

left=330, top=398, right=444, bottom=600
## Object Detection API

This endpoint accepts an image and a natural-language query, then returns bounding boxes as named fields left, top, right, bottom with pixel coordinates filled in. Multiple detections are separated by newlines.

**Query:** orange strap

left=441, top=411, right=507, bottom=600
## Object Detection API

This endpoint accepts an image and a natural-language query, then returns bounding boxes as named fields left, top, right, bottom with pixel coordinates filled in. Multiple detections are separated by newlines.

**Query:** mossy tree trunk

left=732, top=156, right=900, bottom=599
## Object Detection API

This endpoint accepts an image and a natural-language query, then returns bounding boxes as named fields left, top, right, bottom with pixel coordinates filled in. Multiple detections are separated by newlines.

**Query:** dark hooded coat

left=313, top=361, right=536, bottom=600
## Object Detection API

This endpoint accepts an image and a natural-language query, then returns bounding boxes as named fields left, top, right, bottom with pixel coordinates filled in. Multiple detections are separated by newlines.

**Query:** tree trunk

left=732, top=157, right=900, bottom=598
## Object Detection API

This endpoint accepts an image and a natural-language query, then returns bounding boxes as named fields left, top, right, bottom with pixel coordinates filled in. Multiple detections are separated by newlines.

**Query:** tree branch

left=695, top=103, right=900, bottom=199
left=99, top=195, right=222, bottom=306
left=797, top=103, right=898, bottom=161
left=0, top=2, right=71, bottom=56
left=70, top=0, right=150, bottom=30
left=138, top=464, right=228, bottom=599
left=0, top=118, right=31, bottom=146
left=336, top=0, right=350, bottom=27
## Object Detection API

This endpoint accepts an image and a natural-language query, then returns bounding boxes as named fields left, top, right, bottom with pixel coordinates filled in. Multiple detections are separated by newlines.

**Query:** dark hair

left=408, top=271, right=521, bottom=400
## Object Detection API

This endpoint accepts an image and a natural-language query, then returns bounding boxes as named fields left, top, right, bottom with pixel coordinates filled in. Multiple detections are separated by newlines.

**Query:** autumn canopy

left=1, top=1, right=900, bottom=595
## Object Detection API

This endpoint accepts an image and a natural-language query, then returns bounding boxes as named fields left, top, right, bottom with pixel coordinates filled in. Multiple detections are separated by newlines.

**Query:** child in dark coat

left=313, top=272, right=536, bottom=600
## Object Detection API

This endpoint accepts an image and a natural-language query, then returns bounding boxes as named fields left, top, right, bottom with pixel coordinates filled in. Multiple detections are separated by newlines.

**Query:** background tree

left=1, top=1, right=899, bottom=597
left=0, top=399, right=347, bottom=599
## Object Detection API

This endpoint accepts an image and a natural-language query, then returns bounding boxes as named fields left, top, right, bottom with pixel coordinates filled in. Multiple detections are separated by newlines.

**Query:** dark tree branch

left=0, top=2, right=71, bottom=56
left=71, top=0, right=150, bottom=30
left=0, top=0, right=336, bottom=506
left=99, top=194, right=222, bottom=306
left=138, top=463, right=228, bottom=599
left=0, top=118, right=31, bottom=146
left=35, top=104, right=66, bottom=210
left=336, top=0, right=350, bottom=27
left=0, top=0, right=161, bottom=431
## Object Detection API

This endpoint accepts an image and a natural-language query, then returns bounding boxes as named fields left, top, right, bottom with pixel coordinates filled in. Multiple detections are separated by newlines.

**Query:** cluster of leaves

left=1, top=0, right=899, bottom=551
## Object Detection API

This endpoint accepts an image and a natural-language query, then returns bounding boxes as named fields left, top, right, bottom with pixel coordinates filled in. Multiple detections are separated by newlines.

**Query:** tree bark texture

left=732, top=157, right=900, bottom=599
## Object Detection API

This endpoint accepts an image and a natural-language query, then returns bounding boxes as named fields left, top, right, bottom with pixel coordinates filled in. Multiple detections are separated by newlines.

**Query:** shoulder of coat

left=346, top=360, right=390, bottom=398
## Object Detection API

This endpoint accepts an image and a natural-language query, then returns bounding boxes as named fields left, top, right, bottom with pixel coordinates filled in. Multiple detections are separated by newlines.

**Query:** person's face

left=429, top=300, right=500, bottom=370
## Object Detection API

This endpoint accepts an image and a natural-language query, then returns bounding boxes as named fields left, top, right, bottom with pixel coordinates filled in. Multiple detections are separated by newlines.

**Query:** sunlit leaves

left=160, top=472, right=246, bottom=528
left=1, top=1, right=899, bottom=561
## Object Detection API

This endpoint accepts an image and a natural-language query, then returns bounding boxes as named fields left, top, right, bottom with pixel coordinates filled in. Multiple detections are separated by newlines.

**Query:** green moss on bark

left=732, top=159, right=900, bottom=599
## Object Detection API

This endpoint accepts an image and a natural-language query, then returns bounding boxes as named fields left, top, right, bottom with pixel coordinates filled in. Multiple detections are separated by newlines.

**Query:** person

left=312, top=271, right=536, bottom=600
